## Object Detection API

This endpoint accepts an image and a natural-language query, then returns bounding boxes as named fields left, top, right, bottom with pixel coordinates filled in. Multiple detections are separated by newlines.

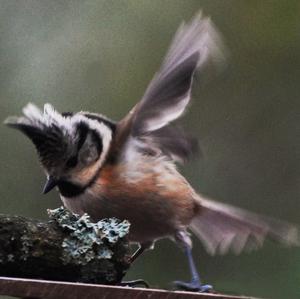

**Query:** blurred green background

left=0, top=1, right=299, bottom=298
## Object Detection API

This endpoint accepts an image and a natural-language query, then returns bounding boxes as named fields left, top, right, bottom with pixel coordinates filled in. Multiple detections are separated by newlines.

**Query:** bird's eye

left=65, top=156, right=78, bottom=168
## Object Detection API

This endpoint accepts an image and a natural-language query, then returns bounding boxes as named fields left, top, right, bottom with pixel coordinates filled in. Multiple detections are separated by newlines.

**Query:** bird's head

left=4, top=103, right=114, bottom=196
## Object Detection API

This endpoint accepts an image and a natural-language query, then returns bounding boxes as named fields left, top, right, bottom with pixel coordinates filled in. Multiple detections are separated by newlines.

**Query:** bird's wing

left=115, top=12, right=225, bottom=163
left=191, top=197, right=300, bottom=255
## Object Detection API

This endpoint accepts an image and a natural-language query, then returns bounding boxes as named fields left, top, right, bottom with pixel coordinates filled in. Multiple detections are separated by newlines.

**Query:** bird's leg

left=173, top=230, right=212, bottom=292
left=119, top=242, right=154, bottom=288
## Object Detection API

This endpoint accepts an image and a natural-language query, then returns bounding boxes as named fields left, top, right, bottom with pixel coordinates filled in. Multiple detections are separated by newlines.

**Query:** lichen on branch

left=48, top=207, right=130, bottom=265
left=0, top=207, right=131, bottom=284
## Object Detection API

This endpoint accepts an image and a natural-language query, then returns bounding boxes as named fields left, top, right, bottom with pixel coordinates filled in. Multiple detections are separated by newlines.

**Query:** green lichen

left=48, top=207, right=130, bottom=266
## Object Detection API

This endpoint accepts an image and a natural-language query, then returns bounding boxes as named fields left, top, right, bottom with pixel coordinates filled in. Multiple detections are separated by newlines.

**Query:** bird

left=4, top=13, right=299, bottom=292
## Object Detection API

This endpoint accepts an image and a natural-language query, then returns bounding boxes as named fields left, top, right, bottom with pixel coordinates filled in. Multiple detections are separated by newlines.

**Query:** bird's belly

left=61, top=161, right=197, bottom=244
left=61, top=191, right=179, bottom=243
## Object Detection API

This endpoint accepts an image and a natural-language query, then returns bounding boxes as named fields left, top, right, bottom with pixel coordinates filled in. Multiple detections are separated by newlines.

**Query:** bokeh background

left=0, top=1, right=299, bottom=298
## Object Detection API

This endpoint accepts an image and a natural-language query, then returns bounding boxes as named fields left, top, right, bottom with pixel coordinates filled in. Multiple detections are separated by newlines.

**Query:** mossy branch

left=0, top=207, right=130, bottom=284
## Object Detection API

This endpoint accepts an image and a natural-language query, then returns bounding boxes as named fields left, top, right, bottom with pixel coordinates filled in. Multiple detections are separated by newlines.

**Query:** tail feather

left=190, top=198, right=300, bottom=255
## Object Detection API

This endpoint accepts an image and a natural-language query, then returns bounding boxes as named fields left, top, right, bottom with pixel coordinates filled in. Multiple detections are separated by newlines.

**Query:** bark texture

left=0, top=207, right=130, bottom=284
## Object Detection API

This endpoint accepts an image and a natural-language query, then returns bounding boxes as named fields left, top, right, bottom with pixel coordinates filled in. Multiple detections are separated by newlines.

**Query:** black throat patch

left=57, top=180, right=86, bottom=197
left=58, top=161, right=102, bottom=198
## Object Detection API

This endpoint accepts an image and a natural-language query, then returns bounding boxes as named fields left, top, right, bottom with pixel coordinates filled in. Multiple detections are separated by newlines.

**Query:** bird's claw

left=173, top=280, right=213, bottom=292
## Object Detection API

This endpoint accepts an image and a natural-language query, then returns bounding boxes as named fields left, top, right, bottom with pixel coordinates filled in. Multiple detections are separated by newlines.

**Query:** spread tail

left=190, top=197, right=300, bottom=255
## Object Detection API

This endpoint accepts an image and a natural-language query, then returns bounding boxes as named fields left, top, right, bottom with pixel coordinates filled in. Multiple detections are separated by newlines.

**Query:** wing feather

left=131, top=13, right=224, bottom=136
left=116, top=13, right=225, bottom=163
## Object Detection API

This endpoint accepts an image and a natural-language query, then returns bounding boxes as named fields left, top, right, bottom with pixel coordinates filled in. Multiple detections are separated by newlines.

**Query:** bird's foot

left=119, top=279, right=150, bottom=288
left=173, top=280, right=213, bottom=292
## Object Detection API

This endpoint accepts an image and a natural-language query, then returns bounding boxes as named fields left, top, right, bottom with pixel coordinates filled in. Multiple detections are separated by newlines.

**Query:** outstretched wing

left=191, top=197, right=300, bottom=255
left=116, top=13, right=224, bottom=163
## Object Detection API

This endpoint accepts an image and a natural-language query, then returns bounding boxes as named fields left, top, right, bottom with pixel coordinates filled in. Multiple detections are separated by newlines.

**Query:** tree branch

left=0, top=207, right=130, bottom=284
left=0, top=207, right=258, bottom=299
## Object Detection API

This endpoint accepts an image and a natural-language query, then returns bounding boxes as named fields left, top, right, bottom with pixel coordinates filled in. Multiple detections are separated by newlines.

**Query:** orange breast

left=87, top=161, right=198, bottom=243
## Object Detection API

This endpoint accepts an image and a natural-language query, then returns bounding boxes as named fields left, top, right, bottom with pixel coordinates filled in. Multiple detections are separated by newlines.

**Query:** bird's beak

left=42, top=176, right=58, bottom=194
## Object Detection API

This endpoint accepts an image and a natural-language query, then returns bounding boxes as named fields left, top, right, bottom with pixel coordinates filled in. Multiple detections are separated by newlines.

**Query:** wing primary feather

left=131, top=12, right=225, bottom=135
left=116, top=12, right=225, bottom=163
left=190, top=197, right=300, bottom=255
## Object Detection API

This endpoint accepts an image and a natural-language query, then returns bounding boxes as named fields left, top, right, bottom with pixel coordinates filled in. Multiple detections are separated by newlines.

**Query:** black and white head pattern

left=5, top=103, right=113, bottom=177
